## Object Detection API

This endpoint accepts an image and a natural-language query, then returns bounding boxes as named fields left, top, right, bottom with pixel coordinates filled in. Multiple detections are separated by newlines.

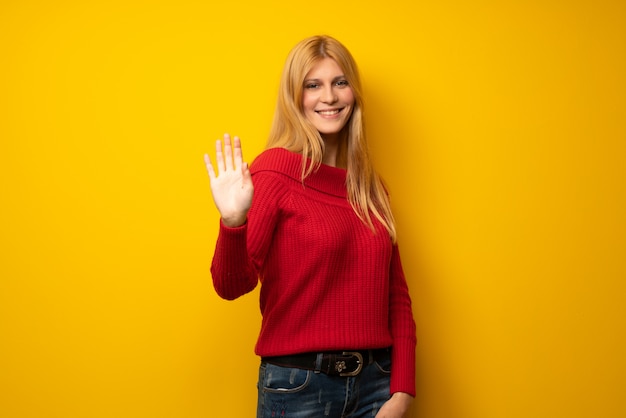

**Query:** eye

left=304, top=83, right=319, bottom=89
left=335, top=79, right=349, bottom=87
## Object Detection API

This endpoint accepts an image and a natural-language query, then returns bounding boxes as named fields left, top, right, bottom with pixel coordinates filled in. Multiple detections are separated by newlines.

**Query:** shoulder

left=250, top=148, right=303, bottom=181
left=248, top=149, right=299, bottom=207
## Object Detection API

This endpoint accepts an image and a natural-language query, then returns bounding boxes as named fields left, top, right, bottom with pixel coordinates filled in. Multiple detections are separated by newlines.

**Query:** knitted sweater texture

left=211, top=147, right=417, bottom=396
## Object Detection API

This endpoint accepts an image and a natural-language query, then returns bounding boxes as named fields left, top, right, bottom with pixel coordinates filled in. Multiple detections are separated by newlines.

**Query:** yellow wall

left=1, top=1, right=625, bottom=417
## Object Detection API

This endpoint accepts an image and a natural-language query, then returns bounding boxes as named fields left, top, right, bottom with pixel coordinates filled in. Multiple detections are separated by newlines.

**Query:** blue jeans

left=256, top=351, right=391, bottom=418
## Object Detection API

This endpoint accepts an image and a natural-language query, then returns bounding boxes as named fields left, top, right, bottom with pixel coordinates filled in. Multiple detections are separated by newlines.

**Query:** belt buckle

left=338, top=351, right=364, bottom=377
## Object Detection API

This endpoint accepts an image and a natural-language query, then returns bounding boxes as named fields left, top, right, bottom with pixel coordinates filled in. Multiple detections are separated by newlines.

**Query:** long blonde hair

left=267, top=35, right=397, bottom=242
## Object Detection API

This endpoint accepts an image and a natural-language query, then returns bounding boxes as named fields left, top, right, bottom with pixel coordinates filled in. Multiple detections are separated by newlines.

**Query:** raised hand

left=204, top=133, right=254, bottom=227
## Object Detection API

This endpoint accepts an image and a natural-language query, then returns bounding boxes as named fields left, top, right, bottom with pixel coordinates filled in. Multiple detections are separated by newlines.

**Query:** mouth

left=315, top=108, right=344, bottom=117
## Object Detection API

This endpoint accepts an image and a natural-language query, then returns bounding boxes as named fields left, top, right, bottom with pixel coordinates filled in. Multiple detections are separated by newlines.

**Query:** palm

left=204, top=134, right=254, bottom=227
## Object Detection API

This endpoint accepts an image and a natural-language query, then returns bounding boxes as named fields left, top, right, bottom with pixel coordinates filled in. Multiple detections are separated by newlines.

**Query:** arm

left=205, top=134, right=256, bottom=299
left=387, top=244, right=417, bottom=402
left=205, top=135, right=284, bottom=300
left=376, top=245, right=416, bottom=417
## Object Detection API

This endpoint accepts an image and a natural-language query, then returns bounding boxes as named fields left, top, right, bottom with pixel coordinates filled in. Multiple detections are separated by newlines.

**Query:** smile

left=316, top=108, right=343, bottom=116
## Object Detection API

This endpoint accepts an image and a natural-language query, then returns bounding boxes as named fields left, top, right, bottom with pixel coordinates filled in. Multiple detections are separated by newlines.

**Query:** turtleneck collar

left=250, top=148, right=348, bottom=199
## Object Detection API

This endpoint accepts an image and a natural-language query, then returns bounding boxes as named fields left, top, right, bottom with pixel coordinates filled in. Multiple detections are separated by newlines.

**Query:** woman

left=204, top=35, right=416, bottom=418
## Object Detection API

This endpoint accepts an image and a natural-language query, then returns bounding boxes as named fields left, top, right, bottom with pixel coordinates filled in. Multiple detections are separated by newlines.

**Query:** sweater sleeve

left=210, top=221, right=257, bottom=300
left=210, top=170, right=285, bottom=300
left=388, top=244, right=417, bottom=396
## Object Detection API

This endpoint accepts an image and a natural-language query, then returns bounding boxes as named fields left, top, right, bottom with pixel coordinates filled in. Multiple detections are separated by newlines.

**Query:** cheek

left=343, top=89, right=355, bottom=106
left=302, top=93, right=316, bottom=111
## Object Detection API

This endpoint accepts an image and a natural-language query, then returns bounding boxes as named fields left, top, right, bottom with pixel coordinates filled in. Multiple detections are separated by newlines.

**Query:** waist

left=261, top=348, right=390, bottom=377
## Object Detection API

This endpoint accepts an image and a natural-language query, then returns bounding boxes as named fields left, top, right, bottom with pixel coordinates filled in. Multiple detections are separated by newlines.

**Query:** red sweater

left=211, top=148, right=416, bottom=396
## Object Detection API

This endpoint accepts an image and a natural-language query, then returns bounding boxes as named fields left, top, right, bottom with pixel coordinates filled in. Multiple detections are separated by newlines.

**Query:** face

left=302, top=57, right=355, bottom=141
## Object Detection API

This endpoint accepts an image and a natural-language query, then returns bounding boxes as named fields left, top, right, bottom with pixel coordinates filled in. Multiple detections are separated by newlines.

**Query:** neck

left=321, top=133, right=340, bottom=167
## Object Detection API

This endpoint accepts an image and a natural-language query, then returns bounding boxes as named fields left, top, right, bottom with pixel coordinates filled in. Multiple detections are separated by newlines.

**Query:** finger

left=233, top=135, right=243, bottom=170
left=215, top=139, right=225, bottom=173
left=204, top=154, right=216, bottom=180
left=223, top=133, right=234, bottom=171
left=242, top=161, right=251, bottom=181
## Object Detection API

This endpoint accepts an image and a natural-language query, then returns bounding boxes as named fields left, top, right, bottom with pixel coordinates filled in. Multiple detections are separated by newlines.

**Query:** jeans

left=256, top=351, right=391, bottom=418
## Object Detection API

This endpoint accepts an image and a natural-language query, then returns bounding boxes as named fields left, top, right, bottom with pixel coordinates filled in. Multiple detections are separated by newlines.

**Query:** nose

left=321, top=85, right=337, bottom=104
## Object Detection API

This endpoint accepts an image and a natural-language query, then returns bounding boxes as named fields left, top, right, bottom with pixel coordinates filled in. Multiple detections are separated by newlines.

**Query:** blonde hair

left=267, top=35, right=397, bottom=242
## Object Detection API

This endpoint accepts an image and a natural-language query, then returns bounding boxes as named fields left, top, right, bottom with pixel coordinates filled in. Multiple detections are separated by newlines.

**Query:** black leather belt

left=262, top=348, right=389, bottom=377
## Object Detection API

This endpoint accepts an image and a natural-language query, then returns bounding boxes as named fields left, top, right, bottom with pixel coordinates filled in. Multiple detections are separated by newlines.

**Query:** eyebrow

left=303, top=75, right=347, bottom=83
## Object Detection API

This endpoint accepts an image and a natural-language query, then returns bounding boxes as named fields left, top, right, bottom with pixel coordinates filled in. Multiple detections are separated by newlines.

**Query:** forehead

left=304, top=57, right=344, bottom=79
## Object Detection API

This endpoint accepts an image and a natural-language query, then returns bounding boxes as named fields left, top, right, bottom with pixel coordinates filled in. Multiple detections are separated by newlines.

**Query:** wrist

left=390, top=391, right=414, bottom=407
left=391, top=392, right=414, bottom=400
left=221, top=216, right=247, bottom=228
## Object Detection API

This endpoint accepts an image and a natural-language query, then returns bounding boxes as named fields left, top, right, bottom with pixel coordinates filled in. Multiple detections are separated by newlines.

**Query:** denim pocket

left=261, top=363, right=311, bottom=394
left=374, top=354, right=392, bottom=375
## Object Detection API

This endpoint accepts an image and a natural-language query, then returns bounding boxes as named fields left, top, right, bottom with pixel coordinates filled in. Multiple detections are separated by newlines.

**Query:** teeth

left=318, top=109, right=340, bottom=116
